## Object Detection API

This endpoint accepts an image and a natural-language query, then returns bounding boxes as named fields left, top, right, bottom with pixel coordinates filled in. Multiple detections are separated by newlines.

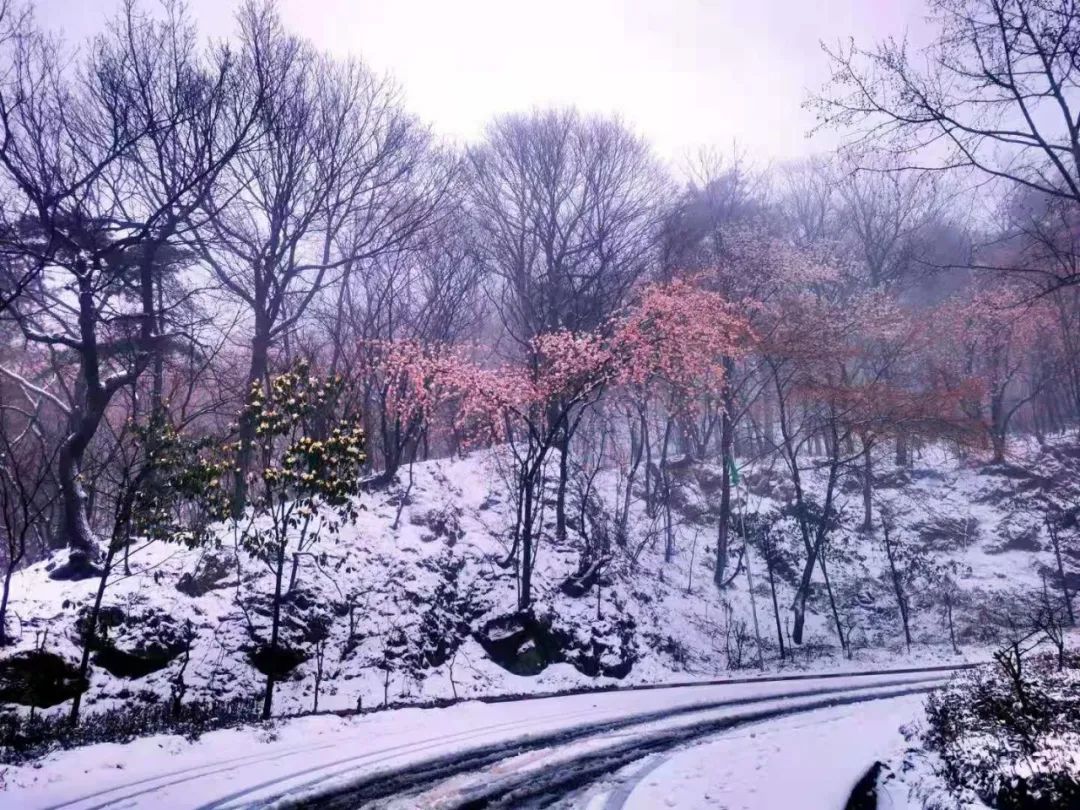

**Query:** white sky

left=37, top=0, right=933, bottom=164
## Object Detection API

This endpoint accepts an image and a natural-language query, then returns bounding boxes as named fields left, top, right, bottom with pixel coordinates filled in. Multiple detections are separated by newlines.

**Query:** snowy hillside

left=1, top=437, right=1075, bottom=724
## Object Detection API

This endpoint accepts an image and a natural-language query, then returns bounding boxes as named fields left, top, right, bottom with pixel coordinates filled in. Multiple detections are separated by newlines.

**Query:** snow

left=1, top=436, right=1075, bottom=810
left=0, top=671, right=949, bottom=809
left=582, top=694, right=926, bottom=810
left=3, top=438, right=1063, bottom=725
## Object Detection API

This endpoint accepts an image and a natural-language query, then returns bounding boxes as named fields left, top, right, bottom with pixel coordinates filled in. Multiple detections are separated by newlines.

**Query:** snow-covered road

left=1, top=668, right=953, bottom=810
left=578, top=694, right=924, bottom=810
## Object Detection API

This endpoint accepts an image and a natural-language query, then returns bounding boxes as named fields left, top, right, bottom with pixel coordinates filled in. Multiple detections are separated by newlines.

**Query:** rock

left=96, top=605, right=126, bottom=629
left=474, top=612, right=567, bottom=676
left=248, top=644, right=308, bottom=679
left=839, top=474, right=862, bottom=494
left=176, top=551, right=236, bottom=597
left=410, top=506, right=465, bottom=546
left=237, top=588, right=333, bottom=677
left=94, top=639, right=188, bottom=679
left=693, top=466, right=725, bottom=496
left=82, top=606, right=194, bottom=680
left=1038, top=564, right=1080, bottom=592
left=557, top=612, right=638, bottom=678
left=989, top=525, right=1042, bottom=554
left=475, top=609, right=636, bottom=679
left=843, top=761, right=888, bottom=810
left=914, top=515, right=981, bottom=552
left=0, top=650, right=87, bottom=707
left=47, top=550, right=103, bottom=581
left=559, top=561, right=606, bottom=598
left=875, top=469, right=914, bottom=489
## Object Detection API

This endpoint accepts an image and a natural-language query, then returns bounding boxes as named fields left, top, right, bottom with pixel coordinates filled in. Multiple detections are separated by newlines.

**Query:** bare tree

left=0, top=385, right=56, bottom=643
left=660, top=147, right=772, bottom=274
left=777, top=156, right=841, bottom=249
left=1045, top=507, right=1076, bottom=626
left=837, top=162, right=944, bottom=291
left=325, top=206, right=483, bottom=479
left=193, top=2, right=446, bottom=513
left=657, top=154, right=775, bottom=587
left=816, top=0, right=1080, bottom=291
left=881, top=507, right=914, bottom=653
left=0, top=0, right=260, bottom=577
left=468, top=108, right=667, bottom=544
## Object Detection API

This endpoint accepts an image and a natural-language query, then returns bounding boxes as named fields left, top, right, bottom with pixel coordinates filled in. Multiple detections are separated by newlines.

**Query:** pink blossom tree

left=370, top=278, right=752, bottom=611
left=931, top=287, right=1058, bottom=462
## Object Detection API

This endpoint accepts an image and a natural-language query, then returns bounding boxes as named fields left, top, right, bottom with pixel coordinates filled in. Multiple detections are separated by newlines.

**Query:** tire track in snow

left=403, top=685, right=941, bottom=809
left=32, top=666, right=966, bottom=810
left=262, top=676, right=948, bottom=809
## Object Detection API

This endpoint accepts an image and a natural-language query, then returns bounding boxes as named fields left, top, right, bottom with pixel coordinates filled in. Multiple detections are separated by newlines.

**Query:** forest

left=0, top=3, right=1077, bottom=804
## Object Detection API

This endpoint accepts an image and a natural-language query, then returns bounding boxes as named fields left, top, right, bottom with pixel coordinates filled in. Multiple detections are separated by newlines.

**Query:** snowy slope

left=0, top=437, right=1074, bottom=722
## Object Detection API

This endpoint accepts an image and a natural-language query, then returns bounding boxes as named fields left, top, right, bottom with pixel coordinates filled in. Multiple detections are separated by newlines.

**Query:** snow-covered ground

left=1, top=435, right=1076, bottom=810
left=3, top=437, right=1071, bottom=723
left=0, top=670, right=952, bottom=809
left=579, top=694, right=926, bottom=810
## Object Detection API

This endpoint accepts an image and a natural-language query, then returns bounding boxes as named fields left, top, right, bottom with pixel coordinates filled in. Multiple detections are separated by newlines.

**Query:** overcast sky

left=37, top=0, right=933, bottom=165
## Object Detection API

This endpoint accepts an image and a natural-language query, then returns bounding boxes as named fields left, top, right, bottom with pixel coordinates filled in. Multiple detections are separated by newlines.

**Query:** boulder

left=80, top=606, right=193, bottom=680
left=913, top=515, right=981, bottom=552
left=46, top=550, right=103, bottom=582
left=474, top=612, right=567, bottom=676
left=0, top=650, right=87, bottom=707
left=559, top=560, right=607, bottom=598
left=248, top=644, right=308, bottom=679
left=557, top=611, right=638, bottom=679
left=94, top=639, right=188, bottom=679
left=475, top=609, right=637, bottom=679
left=176, top=551, right=236, bottom=597
left=410, top=506, right=465, bottom=545
left=989, top=524, right=1042, bottom=554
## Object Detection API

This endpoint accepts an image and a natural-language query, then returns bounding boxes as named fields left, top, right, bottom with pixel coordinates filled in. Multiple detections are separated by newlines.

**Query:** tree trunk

left=714, top=377, right=735, bottom=588
left=791, top=447, right=842, bottom=645
left=945, top=588, right=959, bottom=654
left=744, top=541, right=764, bottom=669
left=791, top=543, right=819, bottom=646
left=990, top=430, right=1006, bottom=464
left=883, top=522, right=912, bottom=653
left=642, top=412, right=654, bottom=516
left=234, top=328, right=271, bottom=519
left=0, top=564, right=16, bottom=644
left=818, top=541, right=846, bottom=656
left=617, top=409, right=644, bottom=546
left=262, top=541, right=287, bottom=720
left=861, top=439, right=874, bottom=532
left=555, top=425, right=570, bottom=545
left=1049, top=519, right=1076, bottom=626
left=990, top=391, right=1007, bottom=463
left=56, top=250, right=158, bottom=576
left=895, top=434, right=908, bottom=467
left=69, top=541, right=118, bottom=725
left=659, top=417, right=675, bottom=563
left=518, top=472, right=536, bottom=611
left=54, top=405, right=107, bottom=579
left=763, top=529, right=785, bottom=662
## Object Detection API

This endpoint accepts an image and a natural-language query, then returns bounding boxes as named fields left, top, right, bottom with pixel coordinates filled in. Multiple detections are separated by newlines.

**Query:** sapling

left=230, top=363, right=367, bottom=720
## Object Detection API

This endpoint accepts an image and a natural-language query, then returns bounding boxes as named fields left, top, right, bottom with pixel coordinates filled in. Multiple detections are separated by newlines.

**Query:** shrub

left=924, top=649, right=1080, bottom=809
left=0, top=696, right=261, bottom=764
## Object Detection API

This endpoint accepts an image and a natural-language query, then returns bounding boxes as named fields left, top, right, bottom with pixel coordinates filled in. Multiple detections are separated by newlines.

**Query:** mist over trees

left=0, top=0, right=1077, bottom=723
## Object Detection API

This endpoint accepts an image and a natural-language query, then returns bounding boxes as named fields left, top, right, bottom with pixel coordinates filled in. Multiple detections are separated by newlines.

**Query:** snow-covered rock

left=0, top=438, right=1074, bottom=721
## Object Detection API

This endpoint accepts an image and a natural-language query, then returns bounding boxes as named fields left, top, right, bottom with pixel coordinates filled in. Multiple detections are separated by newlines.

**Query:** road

left=7, top=667, right=958, bottom=810
left=574, top=693, right=926, bottom=809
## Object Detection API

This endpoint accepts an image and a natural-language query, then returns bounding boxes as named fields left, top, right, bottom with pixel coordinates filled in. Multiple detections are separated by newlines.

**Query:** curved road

left=12, top=667, right=960, bottom=810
